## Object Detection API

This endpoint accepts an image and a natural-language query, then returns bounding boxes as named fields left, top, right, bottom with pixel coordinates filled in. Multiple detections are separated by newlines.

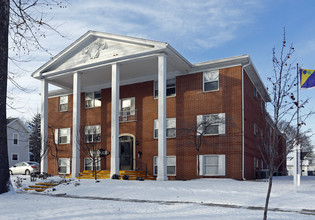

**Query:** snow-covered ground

left=1, top=176, right=315, bottom=219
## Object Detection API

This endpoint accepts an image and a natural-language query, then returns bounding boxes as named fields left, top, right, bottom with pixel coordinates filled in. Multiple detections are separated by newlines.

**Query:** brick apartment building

left=32, top=31, right=286, bottom=180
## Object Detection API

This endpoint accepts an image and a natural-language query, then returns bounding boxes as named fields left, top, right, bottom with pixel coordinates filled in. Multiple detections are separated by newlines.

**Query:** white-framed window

left=120, top=97, right=135, bottom=116
left=59, top=95, right=68, bottom=112
left=153, top=118, right=176, bottom=138
left=55, top=128, right=71, bottom=144
left=13, top=133, right=19, bottom=145
left=153, top=156, right=176, bottom=176
left=58, top=158, right=70, bottom=174
left=84, top=158, right=101, bottom=171
left=85, top=91, right=101, bottom=108
left=196, top=113, right=225, bottom=135
left=12, top=153, right=18, bottom=161
left=154, top=78, right=176, bottom=98
left=84, top=125, right=101, bottom=143
left=203, top=70, right=219, bottom=92
left=198, top=155, right=225, bottom=176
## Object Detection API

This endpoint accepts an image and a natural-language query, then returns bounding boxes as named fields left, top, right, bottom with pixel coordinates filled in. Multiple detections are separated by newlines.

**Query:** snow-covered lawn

left=1, top=176, right=315, bottom=219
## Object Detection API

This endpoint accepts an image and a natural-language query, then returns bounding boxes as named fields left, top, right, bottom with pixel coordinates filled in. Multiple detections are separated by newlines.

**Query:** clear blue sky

left=7, top=0, right=315, bottom=143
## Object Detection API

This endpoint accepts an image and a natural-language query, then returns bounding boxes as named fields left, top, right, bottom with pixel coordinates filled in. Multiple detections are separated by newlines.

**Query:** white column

left=72, top=72, right=81, bottom=178
left=110, top=63, right=120, bottom=177
left=157, top=54, right=168, bottom=181
left=40, top=79, right=48, bottom=174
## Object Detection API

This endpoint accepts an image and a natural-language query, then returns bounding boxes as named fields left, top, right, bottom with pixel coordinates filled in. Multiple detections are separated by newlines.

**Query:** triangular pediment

left=33, top=31, right=167, bottom=77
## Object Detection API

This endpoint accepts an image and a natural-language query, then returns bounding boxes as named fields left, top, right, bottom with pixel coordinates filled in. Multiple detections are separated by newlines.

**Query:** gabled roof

left=7, top=118, right=17, bottom=125
left=32, top=31, right=192, bottom=79
left=7, top=118, right=31, bottom=134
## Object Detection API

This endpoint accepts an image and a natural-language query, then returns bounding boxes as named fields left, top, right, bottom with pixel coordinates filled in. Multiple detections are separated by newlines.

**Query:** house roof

left=31, top=31, right=270, bottom=102
left=7, top=118, right=31, bottom=134
left=7, top=118, right=17, bottom=125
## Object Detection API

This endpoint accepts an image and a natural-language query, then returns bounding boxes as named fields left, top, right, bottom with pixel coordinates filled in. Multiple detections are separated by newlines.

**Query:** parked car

left=9, top=161, right=39, bottom=175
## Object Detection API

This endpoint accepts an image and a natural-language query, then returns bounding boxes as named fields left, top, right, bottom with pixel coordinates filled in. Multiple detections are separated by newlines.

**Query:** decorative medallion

left=81, top=40, right=108, bottom=59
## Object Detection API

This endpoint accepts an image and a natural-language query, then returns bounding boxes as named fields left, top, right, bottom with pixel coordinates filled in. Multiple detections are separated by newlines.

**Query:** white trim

left=153, top=118, right=176, bottom=139
left=200, top=154, right=226, bottom=176
left=59, top=95, right=68, bottom=112
left=11, top=153, right=19, bottom=161
left=241, top=62, right=250, bottom=180
left=13, top=133, right=19, bottom=146
left=119, top=133, right=136, bottom=170
left=203, top=70, right=219, bottom=93
left=59, top=158, right=71, bottom=174
left=154, top=77, right=176, bottom=98
left=153, top=156, right=176, bottom=176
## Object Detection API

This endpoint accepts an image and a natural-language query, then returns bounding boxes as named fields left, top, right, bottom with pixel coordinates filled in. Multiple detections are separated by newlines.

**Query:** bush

left=111, top=174, right=120, bottom=179
left=136, top=177, right=144, bottom=181
left=122, top=175, right=129, bottom=180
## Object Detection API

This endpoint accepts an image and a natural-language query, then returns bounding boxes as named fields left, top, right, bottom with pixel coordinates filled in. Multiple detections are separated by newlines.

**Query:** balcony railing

left=119, top=109, right=137, bottom=122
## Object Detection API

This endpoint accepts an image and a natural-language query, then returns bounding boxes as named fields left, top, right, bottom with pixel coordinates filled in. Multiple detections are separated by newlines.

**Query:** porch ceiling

left=47, top=54, right=187, bottom=92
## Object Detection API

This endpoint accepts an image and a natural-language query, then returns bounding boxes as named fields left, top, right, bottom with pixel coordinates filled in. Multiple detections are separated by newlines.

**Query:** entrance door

left=119, top=136, right=133, bottom=170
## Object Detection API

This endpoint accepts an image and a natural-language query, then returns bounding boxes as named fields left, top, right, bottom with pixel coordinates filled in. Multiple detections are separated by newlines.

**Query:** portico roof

left=32, top=31, right=270, bottom=102
left=32, top=31, right=192, bottom=93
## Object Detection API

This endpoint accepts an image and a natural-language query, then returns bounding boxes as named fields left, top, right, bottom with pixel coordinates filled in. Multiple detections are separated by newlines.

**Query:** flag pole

left=296, top=63, right=301, bottom=186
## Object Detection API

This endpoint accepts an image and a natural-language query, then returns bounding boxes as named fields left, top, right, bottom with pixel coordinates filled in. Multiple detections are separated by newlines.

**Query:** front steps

left=78, top=170, right=156, bottom=180
left=24, top=182, right=59, bottom=192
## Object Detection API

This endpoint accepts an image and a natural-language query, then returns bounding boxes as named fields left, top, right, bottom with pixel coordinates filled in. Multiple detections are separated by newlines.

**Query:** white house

left=287, top=153, right=315, bottom=176
left=7, top=118, right=31, bottom=167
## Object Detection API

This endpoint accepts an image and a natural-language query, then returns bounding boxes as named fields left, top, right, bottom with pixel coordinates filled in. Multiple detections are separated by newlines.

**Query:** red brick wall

left=243, top=70, right=269, bottom=179
left=47, top=65, right=268, bottom=180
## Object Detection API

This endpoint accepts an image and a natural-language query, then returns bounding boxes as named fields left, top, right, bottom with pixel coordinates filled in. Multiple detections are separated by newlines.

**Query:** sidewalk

left=20, top=191, right=315, bottom=217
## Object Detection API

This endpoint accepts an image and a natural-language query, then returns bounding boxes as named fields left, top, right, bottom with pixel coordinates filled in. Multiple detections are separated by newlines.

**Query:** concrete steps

left=24, top=182, right=59, bottom=192
left=78, top=170, right=156, bottom=180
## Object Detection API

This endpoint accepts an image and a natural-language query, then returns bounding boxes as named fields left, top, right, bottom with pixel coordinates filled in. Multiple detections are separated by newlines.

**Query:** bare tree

left=279, top=121, right=313, bottom=158
left=80, top=125, right=109, bottom=180
left=261, top=28, right=313, bottom=220
left=180, top=114, right=225, bottom=178
left=0, top=0, right=66, bottom=194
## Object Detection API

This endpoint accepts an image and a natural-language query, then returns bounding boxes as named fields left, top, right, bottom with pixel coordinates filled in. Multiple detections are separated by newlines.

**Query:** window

left=120, top=97, right=135, bottom=116
left=85, top=91, right=101, bottom=108
left=253, top=86, right=258, bottom=98
left=197, top=113, right=225, bottom=135
left=260, top=100, right=264, bottom=113
left=13, top=133, right=18, bottom=145
left=55, top=128, right=71, bottom=144
left=59, top=96, right=68, bottom=112
left=58, top=158, right=70, bottom=174
left=198, top=155, right=225, bottom=176
left=254, top=123, right=258, bottom=136
left=154, top=78, right=176, bottom=98
left=154, top=118, right=176, bottom=138
left=84, top=158, right=101, bottom=171
left=203, top=70, right=219, bottom=92
left=153, top=156, right=176, bottom=176
left=12, top=154, right=18, bottom=161
left=84, top=125, right=101, bottom=143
